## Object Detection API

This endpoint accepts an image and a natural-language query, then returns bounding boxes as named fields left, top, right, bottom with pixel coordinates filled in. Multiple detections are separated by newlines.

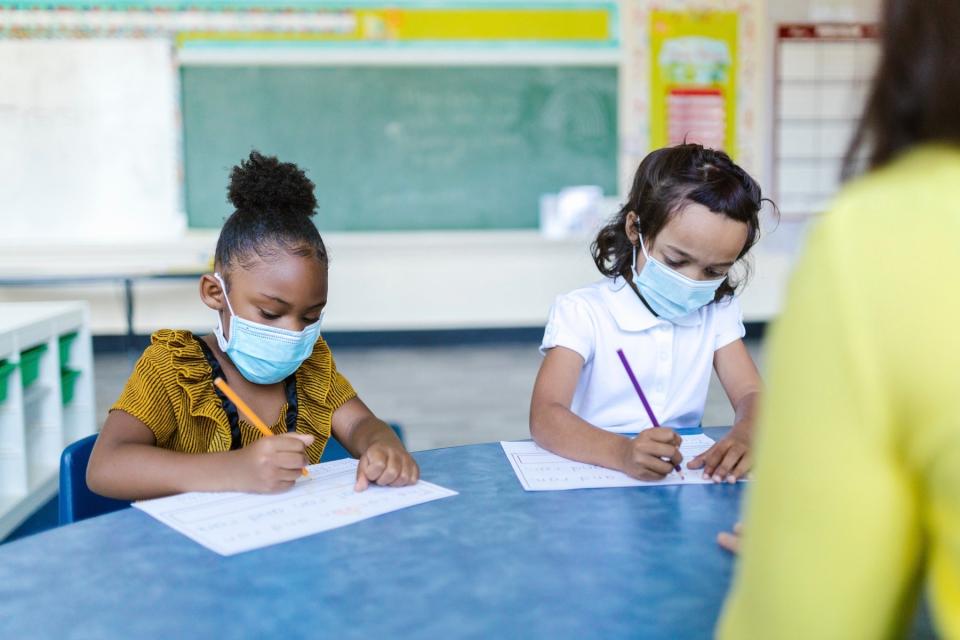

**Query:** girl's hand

left=717, top=522, right=743, bottom=554
left=687, top=426, right=751, bottom=482
left=354, top=439, right=420, bottom=492
left=618, top=427, right=682, bottom=481
left=234, top=433, right=314, bottom=493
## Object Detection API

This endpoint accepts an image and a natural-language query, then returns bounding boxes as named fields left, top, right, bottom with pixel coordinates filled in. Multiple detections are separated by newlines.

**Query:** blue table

left=0, top=429, right=743, bottom=639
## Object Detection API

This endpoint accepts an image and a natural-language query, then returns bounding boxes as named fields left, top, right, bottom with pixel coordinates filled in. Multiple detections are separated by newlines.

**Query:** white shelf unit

left=0, top=302, right=95, bottom=539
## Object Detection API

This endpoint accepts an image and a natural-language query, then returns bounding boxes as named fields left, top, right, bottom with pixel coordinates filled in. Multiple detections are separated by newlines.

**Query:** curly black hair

left=214, top=151, right=327, bottom=271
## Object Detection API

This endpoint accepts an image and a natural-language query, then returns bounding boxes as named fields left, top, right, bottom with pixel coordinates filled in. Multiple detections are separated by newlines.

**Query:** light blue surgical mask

left=213, top=273, right=322, bottom=385
left=632, top=237, right=725, bottom=321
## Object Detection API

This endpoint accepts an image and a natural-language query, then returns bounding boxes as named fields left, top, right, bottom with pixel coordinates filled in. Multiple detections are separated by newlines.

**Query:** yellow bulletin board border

left=0, top=4, right=619, bottom=47
left=176, top=7, right=618, bottom=48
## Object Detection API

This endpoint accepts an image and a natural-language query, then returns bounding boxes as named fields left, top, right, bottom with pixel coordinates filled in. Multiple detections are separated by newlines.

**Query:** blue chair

left=59, top=435, right=131, bottom=525
left=319, top=422, right=406, bottom=462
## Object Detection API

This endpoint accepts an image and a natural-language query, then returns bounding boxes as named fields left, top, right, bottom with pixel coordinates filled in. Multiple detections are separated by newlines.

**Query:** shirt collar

left=603, top=277, right=703, bottom=331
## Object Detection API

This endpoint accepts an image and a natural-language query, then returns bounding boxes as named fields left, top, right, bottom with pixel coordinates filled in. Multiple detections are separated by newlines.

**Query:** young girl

left=87, top=151, right=419, bottom=499
left=530, top=143, right=764, bottom=483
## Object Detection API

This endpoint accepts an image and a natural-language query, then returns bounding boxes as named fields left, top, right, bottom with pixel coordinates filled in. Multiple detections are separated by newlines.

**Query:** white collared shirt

left=539, top=277, right=745, bottom=433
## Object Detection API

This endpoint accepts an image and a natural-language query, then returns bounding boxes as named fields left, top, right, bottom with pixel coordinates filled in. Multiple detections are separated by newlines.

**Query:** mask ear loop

left=632, top=213, right=652, bottom=273
left=213, top=272, right=237, bottom=348
left=213, top=272, right=237, bottom=318
left=633, top=228, right=652, bottom=277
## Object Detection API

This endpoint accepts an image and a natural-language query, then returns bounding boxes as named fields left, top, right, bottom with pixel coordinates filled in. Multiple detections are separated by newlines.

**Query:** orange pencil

left=213, top=377, right=309, bottom=477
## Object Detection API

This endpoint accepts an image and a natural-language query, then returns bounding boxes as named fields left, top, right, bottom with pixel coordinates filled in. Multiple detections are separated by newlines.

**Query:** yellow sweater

left=719, top=146, right=960, bottom=639
left=111, top=329, right=357, bottom=464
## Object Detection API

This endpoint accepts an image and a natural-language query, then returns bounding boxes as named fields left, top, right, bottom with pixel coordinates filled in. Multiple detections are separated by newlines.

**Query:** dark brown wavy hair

left=592, top=143, right=766, bottom=302
left=843, top=0, right=960, bottom=178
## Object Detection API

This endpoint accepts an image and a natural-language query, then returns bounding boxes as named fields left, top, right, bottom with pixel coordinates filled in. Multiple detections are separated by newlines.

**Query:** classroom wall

left=0, top=0, right=878, bottom=335
left=770, top=0, right=878, bottom=21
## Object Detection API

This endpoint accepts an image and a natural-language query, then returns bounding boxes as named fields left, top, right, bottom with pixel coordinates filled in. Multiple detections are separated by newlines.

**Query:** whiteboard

left=0, top=39, right=184, bottom=242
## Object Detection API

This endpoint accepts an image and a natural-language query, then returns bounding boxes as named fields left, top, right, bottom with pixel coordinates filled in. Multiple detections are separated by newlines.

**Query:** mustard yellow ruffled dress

left=110, top=329, right=356, bottom=464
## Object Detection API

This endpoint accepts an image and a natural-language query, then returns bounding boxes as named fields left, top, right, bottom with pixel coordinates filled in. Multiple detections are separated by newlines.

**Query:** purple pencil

left=616, top=348, right=683, bottom=475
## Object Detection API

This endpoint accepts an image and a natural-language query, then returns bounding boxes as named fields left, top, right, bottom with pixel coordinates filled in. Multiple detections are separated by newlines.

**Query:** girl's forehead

left=229, top=253, right=328, bottom=295
left=658, top=203, right=749, bottom=259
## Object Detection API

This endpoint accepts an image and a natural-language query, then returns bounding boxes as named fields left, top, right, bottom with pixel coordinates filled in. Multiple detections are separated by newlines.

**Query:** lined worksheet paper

left=134, top=459, right=457, bottom=556
left=502, top=434, right=723, bottom=491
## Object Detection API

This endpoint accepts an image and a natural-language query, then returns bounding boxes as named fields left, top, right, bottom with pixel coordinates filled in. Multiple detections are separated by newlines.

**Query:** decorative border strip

left=0, top=5, right=619, bottom=46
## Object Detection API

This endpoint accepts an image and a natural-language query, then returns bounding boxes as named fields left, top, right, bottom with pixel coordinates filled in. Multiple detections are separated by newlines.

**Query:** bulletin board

left=774, top=23, right=879, bottom=216
left=649, top=10, right=738, bottom=154
left=620, top=0, right=763, bottom=195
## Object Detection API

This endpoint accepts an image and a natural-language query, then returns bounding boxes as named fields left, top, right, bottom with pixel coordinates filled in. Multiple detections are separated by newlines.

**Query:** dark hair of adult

left=842, top=0, right=960, bottom=179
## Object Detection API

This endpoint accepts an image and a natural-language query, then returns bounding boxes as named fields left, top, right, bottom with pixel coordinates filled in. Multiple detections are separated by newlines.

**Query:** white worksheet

left=133, top=459, right=457, bottom=556
left=501, top=433, right=729, bottom=491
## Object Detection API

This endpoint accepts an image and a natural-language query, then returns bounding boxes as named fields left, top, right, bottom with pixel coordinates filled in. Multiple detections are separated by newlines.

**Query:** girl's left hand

left=354, top=440, right=420, bottom=492
left=687, top=425, right=751, bottom=482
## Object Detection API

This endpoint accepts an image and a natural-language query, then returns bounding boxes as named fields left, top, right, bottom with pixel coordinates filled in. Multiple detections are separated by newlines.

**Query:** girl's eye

left=303, top=317, right=320, bottom=325
left=706, top=270, right=725, bottom=278
left=664, top=258, right=685, bottom=268
left=259, top=309, right=281, bottom=320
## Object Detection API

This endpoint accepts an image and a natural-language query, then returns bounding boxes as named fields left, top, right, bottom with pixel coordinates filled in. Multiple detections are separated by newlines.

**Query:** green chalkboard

left=181, top=65, right=617, bottom=231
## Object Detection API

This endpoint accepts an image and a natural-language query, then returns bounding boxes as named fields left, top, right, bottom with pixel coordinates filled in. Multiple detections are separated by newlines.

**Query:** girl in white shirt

left=530, top=144, right=766, bottom=483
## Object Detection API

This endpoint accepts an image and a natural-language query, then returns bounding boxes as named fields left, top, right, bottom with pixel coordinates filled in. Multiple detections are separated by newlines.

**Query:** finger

left=733, top=522, right=743, bottom=535
left=686, top=443, right=715, bottom=469
left=640, top=455, right=675, bottom=476
left=354, top=456, right=370, bottom=492
left=670, top=448, right=683, bottom=467
left=391, top=457, right=418, bottom=486
left=409, top=458, right=421, bottom=483
left=717, top=531, right=741, bottom=554
left=712, top=446, right=745, bottom=483
left=275, top=433, right=315, bottom=451
left=700, top=443, right=730, bottom=477
left=376, top=453, right=402, bottom=486
left=636, top=467, right=671, bottom=481
left=640, top=441, right=681, bottom=460
left=362, top=448, right=388, bottom=481
left=277, top=467, right=302, bottom=482
left=645, top=427, right=680, bottom=443
left=730, top=452, right=752, bottom=480
left=276, top=452, right=309, bottom=470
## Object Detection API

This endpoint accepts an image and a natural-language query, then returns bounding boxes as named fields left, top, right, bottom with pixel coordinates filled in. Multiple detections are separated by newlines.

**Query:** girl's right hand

left=618, top=427, right=682, bottom=481
left=233, top=433, right=314, bottom=493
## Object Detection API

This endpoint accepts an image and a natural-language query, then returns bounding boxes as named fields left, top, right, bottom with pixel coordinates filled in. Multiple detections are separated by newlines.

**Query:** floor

left=93, top=338, right=766, bottom=452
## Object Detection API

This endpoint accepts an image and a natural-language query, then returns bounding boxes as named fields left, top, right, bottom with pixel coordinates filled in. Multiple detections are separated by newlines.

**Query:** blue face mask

left=213, top=273, right=322, bottom=385
left=632, top=237, right=725, bottom=321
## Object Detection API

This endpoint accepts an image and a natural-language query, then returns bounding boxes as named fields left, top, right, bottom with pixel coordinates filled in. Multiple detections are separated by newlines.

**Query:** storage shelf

left=0, top=302, right=95, bottom=539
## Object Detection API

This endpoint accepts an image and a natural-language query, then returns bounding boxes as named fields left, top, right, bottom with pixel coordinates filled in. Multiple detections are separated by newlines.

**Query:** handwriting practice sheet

left=501, top=434, right=725, bottom=491
left=133, top=459, right=457, bottom=555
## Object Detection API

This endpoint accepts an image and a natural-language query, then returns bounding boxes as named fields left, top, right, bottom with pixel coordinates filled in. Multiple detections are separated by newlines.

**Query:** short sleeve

left=327, top=363, right=357, bottom=411
left=110, top=351, right=178, bottom=445
left=713, top=296, right=746, bottom=350
left=539, top=295, right=597, bottom=362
